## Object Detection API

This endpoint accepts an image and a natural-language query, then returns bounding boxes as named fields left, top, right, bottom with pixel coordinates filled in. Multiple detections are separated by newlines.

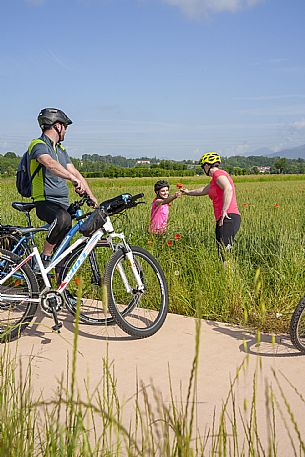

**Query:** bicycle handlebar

left=99, top=193, right=145, bottom=216
left=130, top=193, right=144, bottom=202
left=68, top=193, right=96, bottom=217
left=79, top=192, right=146, bottom=237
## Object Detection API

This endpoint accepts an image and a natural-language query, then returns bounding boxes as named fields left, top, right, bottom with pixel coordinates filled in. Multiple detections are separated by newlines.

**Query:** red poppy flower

left=274, top=203, right=279, bottom=207
left=167, top=240, right=173, bottom=247
left=74, top=277, right=81, bottom=286
left=176, top=183, right=185, bottom=189
left=174, top=233, right=181, bottom=240
left=243, top=203, right=249, bottom=207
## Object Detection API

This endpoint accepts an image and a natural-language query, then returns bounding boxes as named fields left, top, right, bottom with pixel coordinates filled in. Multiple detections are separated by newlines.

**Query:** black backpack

left=16, top=140, right=45, bottom=198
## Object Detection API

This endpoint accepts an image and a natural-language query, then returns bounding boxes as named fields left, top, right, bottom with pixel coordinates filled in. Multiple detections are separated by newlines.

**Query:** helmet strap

left=203, top=164, right=212, bottom=176
left=52, top=123, right=62, bottom=143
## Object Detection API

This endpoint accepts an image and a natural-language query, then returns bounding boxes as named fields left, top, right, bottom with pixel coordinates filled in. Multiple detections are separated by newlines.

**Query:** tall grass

left=1, top=175, right=305, bottom=332
left=0, top=314, right=304, bottom=455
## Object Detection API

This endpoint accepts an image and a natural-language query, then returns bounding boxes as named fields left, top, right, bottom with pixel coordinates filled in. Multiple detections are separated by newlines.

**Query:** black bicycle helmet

left=154, top=180, right=170, bottom=193
left=37, top=108, right=73, bottom=130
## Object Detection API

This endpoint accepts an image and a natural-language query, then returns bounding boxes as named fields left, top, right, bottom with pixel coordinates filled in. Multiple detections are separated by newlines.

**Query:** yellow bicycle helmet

left=199, top=152, right=221, bottom=166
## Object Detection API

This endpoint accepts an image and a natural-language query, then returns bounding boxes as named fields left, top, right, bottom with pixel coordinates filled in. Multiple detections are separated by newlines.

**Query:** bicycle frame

left=1, top=196, right=95, bottom=263
left=0, top=216, right=144, bottom=305
left=0, top=224, right=49, bottom=255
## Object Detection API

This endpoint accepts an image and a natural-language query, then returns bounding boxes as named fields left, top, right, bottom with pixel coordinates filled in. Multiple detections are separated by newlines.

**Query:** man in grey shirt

left=28, top=107, right=98, bottom=268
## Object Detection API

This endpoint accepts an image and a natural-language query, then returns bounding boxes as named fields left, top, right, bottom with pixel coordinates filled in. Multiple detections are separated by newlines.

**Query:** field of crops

left=1, top=175, right=304, bottom=332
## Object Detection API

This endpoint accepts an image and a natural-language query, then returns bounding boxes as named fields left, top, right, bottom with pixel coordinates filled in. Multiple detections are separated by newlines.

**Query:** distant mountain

left=244, top=144, right=305, bottom=159
left=268, top=144, right=305, bottom=159
left=246, top=147, right=274, bottom=157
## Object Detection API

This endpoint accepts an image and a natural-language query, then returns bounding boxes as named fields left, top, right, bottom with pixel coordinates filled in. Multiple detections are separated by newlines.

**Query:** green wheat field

left=1, top=174, right=305, bottom=333
left=0, top=175, right=305, bottom=455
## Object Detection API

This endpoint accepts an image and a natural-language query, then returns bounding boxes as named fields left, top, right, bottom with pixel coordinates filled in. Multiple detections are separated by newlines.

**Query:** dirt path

left=3, top=309, right=305, bottom=455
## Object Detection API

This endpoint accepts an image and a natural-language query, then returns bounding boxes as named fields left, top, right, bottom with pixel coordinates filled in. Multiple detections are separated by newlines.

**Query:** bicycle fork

left=116, top=246, right=145, bottom=294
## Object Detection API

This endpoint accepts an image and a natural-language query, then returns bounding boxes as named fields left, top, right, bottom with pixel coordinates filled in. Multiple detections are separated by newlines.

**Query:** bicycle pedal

left=52, top=322, right=63, bottom=332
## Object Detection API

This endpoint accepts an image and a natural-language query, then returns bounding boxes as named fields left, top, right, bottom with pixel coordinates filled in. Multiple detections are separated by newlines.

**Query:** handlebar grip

left=87, top=198, right=96, bottom=208
left=131, top=193, right=144, bottom=202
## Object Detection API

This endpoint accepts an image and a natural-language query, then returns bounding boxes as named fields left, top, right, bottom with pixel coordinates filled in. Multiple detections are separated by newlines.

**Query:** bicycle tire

left=105, top=245, right=168, bottom=338
left=59, top=241, right=116, bottom=325
left=289, top=295, right=305, bottom=353
left=0, top=249, right=39, bottom=342
left=0, top=232, right=31, bottom=258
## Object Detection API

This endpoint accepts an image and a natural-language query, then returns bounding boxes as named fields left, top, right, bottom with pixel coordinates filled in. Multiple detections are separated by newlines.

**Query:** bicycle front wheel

left=290, top=295, right=305, bottom=353
left=105, top=246, right=168, bottom=338
left=59, top=241, right=115, bottom=325
left=0, top=249, right=39, bottom=342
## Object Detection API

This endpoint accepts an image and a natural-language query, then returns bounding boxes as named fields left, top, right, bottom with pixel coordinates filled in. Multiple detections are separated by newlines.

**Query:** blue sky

left=1, top=0, right=305, bottom=160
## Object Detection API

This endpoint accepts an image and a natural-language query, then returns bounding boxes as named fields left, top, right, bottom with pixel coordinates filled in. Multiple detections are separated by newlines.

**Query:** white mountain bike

left=0, top=193, right=168, bottom=341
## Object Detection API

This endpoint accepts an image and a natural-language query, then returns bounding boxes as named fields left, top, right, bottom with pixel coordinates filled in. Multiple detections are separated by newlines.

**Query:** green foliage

left=1, top=175, right=305, bottom=333
left=1, top=150, right=305, bottom=178
left=274, top=157, right=288, bottom=173
left=0, top=155, right=19, bottom=176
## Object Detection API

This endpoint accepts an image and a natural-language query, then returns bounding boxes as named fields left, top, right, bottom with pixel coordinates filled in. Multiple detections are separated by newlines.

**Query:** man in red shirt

left=181, top=152, right=241, bottom=260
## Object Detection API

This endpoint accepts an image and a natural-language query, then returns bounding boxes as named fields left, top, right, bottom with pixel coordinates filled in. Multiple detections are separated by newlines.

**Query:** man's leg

left=35, top=201, right=72, bottom=259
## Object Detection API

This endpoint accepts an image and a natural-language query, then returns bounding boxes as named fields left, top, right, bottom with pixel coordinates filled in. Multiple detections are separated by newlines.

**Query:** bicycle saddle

left=12, top=202, right=36, bottom=212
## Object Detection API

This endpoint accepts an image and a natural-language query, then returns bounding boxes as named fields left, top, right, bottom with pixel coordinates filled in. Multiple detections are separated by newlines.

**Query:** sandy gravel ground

left=3, top=308, right=305, bottom=455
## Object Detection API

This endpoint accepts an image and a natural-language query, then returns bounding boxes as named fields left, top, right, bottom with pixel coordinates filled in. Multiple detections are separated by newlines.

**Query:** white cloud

left=293, top=119, right=305, bottom=130
left=161, top=0, right=263, bottom=17
left=234, top=142, right=251, bottom=155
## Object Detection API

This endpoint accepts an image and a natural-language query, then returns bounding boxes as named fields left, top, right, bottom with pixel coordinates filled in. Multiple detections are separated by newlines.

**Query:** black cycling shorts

left=35, top=201, right=72, bottom=246
left=215, top=213, right=241, bottom=255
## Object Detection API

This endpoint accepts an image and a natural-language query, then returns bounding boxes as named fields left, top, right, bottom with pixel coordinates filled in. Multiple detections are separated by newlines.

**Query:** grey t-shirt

left=29, top=134, right=72, bottom=208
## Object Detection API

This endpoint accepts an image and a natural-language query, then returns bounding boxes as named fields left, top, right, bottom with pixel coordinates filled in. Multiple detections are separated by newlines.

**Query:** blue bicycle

left=0, top=194, right=95, bottom=261
left=0, top=193, right=169, bottom=341
left=0, top=195, right=115, bottom=325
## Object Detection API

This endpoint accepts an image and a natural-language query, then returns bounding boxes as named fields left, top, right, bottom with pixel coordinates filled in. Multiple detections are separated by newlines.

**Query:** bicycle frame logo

left=57, top=230, right=101, bottom=292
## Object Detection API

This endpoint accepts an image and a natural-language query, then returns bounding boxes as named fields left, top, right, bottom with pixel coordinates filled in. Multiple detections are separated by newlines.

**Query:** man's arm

left=67, top=163, right=98, bottom=205
left=36, top=154, right=85, bottom=193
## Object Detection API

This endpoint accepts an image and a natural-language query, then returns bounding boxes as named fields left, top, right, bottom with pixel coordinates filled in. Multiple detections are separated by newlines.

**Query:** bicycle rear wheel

left=105, top=245, right=168, bottom=338
left=59, top=241, right=115, bottom=325
left=289, top=295, right=305, bottom=353
left=0, top=249, right=39, bottom=342
left=0, top=232, right=30, bottom=258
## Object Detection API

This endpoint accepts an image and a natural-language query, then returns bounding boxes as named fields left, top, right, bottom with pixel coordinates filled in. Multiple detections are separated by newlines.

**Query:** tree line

left=1, top=151, right=305, bottom=178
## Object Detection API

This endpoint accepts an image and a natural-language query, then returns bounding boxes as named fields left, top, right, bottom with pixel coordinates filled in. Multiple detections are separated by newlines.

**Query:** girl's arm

left=216, top=175, right=233, bottom=226
left=181, top=183, right=210, bottom=196
left=155, top=191, right=181, bottom=207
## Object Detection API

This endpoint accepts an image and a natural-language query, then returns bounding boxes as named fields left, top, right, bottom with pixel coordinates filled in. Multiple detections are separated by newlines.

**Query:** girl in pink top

left=182, top=152, right=241, bottom=259
left=149, top=180, right=181, bottom=235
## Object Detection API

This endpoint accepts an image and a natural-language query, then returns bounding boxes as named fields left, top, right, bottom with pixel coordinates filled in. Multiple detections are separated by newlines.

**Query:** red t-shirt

left=208, top=169, right=240, bottom=221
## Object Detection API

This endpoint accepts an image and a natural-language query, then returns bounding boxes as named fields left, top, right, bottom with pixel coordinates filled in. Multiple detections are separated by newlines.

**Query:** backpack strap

left=28, top=139, right=46, bottom=181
